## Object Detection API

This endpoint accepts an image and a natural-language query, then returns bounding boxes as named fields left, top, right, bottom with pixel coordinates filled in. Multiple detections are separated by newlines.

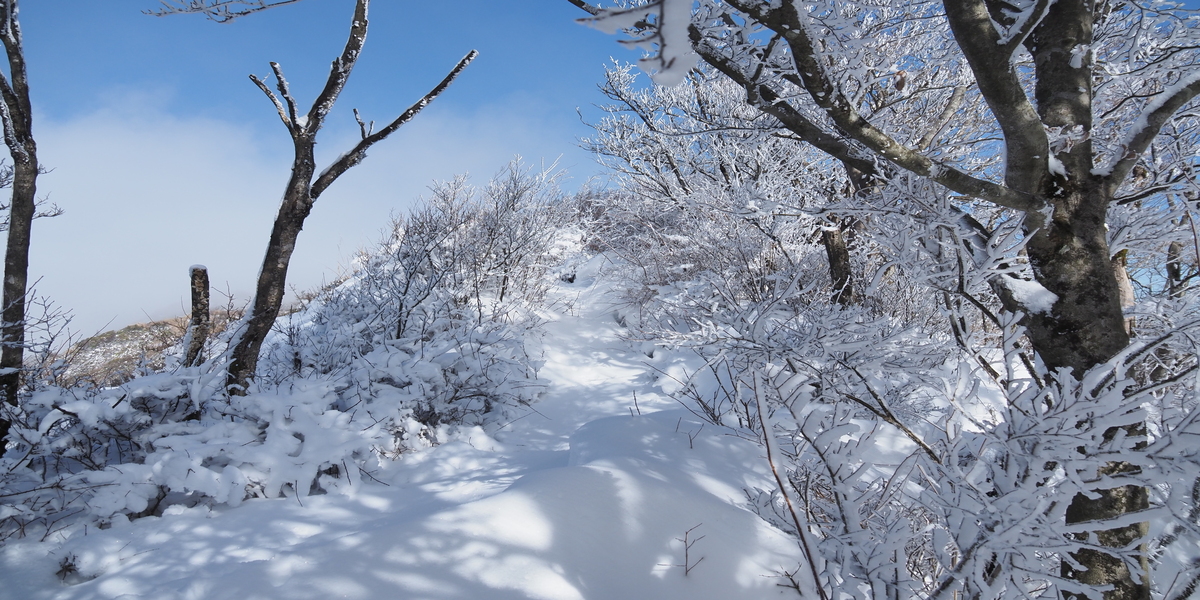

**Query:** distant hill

left=60, top=309, right=242, bottom=387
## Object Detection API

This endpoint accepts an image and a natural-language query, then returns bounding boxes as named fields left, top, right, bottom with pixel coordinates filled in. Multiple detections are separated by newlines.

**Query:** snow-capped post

left=184, top=265, right=210, bottom=367
left=0, top=0, right=39, bottom=454
left=220, top=0, right=476, bottom=394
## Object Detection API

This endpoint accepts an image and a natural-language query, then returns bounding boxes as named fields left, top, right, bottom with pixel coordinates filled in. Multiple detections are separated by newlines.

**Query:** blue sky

left=17, top=0, right=639, bottom=336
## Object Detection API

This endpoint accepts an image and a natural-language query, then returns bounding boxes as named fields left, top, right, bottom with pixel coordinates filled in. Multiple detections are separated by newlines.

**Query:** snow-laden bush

left=0, top=160, right=566, bottom=543
left=632, top=182, right=1200, bottom=600
left=579, top=66, right=1200, bottom=597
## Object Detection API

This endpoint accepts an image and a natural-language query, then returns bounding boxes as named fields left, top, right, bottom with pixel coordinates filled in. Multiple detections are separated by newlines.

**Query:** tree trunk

left=227, top=142, right=316, bottom=392
left=1063, top=475, right=1151, bottom=600
left=0, top=156, right=34, bottom=448
left=1020, top=2, right=1147, bottom=593
left=1022, top=199, right=1129, bottom=376
left=1018, top=186, right=1147, bottom=600
left=822, top=225, right=854, bottom=305
left=0, top=0, right=37, bottom=454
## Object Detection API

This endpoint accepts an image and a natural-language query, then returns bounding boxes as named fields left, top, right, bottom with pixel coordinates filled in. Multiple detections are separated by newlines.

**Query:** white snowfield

left=0, top=258, right=803, bottom=600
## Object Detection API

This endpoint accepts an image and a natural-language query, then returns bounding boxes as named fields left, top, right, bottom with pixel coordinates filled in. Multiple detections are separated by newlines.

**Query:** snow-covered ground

left=0, top=256, right=803, bottom=600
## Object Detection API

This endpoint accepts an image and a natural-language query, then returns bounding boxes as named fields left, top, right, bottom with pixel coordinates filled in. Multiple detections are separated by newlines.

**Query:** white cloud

left=28, top=92, right=595, bottom=337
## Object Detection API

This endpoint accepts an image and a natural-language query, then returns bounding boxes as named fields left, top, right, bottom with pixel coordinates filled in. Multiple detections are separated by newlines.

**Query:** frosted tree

left=570, top=1, right=1200, bottom=599
left=583, top=63, right=865, bottom=305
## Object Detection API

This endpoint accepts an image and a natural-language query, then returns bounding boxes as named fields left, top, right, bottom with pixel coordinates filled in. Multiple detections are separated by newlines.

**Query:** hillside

left=58, top=307, right=245, bottom=388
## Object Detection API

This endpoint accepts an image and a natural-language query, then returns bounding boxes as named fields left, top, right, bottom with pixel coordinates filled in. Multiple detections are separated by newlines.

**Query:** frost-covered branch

left=145, top=0, right=302, bottom=22
left=723, top=0, right=1039, bottom=211
left=303, top=0, right=367, bottom=136
left=1105, top=74, right=1200, bottom=188
left=248, top=67, right=293, bottom=132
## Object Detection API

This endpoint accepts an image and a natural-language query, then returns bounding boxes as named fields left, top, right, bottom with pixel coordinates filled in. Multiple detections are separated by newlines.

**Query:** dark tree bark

left=224, top=0, right=476, bottom=393
left=0, top=0, right=38, bottom=454
left=822, top=225, right=854, bottom=306
left=184, top=265, right=211, bottom=367
left=1167, top=241, right=1185, bottom=299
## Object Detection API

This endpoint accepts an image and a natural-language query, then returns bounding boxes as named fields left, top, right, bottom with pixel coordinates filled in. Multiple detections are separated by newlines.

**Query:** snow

left=0, top=254, right=802, bottom=600
left=1000, top=276, right=1058, bottom=314
left=580, top=0, right=698, bottom=87
left=1047, top=154, right=1067, bottom=177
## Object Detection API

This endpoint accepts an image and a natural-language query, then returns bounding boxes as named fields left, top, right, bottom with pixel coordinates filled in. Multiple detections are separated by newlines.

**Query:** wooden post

left=184, top=265, right=210, bottom=367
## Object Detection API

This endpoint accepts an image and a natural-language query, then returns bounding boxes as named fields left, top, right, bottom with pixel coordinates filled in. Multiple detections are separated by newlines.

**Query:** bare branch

left=248, top=73, right=293, bottom=132
left=0, top=2, right=31, bottom=145
left=916, top=86, right=967, bottom=152
left=312, top=50, right=477, bottom=198
left=269, top=61, right=300, bottom=130
left=145, top=0, right=303, bottom=23
left=565, top=0, right=601, bottom=16
left=353, top=108, right=373, bottom=139
left=839, top=363, right=943, bottom=464
left=305, top=0, right=368, bottom=134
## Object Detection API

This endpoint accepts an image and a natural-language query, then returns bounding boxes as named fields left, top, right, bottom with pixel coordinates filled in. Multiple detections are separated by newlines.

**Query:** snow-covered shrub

left=0, top=160, right=566, bottom=543
left=581, top=66, right=846, bottom=319
left=579, top=63, right=1200, bottom=599
left=636, top=186, right=1200, bottom=600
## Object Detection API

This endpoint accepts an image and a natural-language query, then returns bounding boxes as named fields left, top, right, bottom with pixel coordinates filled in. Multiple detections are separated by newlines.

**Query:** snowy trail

left=1, top=261, right=803, bottom=600
left=496, top=267, right=678, bottom=452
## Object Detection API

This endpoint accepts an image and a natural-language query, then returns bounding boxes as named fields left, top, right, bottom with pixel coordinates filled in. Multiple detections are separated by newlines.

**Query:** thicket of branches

left=580, top=51, right=1200, bottom=600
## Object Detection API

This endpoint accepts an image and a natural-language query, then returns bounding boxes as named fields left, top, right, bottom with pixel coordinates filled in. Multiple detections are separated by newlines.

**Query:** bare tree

left=0, top=0, right=40, bottom=453
left=213, top=0, right=476, bottom=393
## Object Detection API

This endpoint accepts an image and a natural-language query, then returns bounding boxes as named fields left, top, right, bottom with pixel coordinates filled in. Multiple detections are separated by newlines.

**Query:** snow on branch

left=578, top=0, right=699, bottom=86
left=1102, top=70, right=1200, bottom=186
